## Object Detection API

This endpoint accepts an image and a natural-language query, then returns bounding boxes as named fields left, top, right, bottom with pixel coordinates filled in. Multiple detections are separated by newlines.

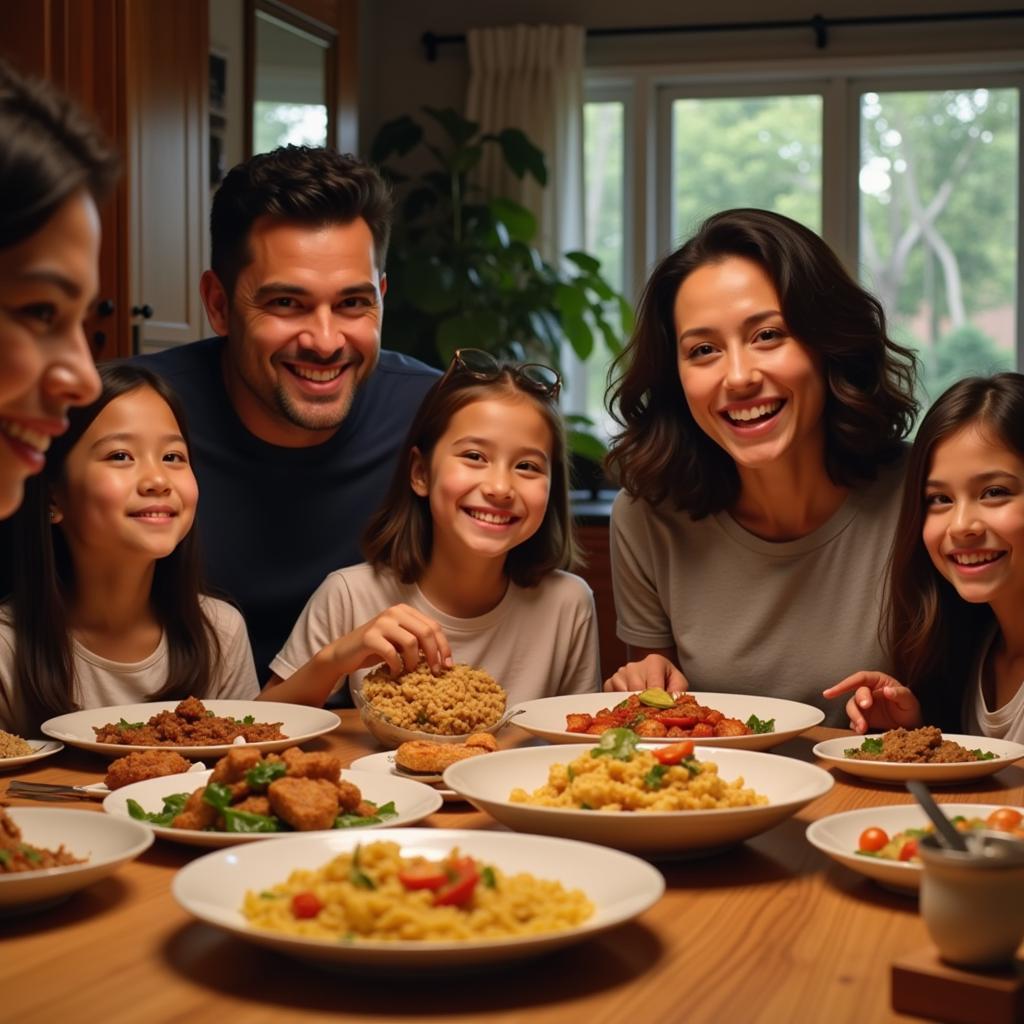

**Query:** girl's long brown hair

left=885, top=373, right=1024, bottom=728
left=9, top=363, right=220, bottom=729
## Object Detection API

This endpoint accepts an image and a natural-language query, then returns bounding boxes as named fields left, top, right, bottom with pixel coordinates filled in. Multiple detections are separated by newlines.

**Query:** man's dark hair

left=210, top=146, right=393, bottom=297
left=0, top=58, right=118, bottom=247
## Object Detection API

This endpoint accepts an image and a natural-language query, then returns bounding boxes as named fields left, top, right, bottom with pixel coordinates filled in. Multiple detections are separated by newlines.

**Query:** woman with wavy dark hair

left=825, top=373, right=1024, bottom=740
left=0, top=58, right=115, bottom=518
left=604, top=209, right=918, bottom=723
left=0, top=364, right=258, bottom=733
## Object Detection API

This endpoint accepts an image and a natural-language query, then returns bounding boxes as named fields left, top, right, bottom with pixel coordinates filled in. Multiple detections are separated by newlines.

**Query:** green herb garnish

left=590, top=727, right=639, bottom=761
left=202, top=781, right=234, bottom=811
left=644, top=764, right=669, bottom=790
left=481, top=865, right=497, bottom=888
left=19, top=845, right=41, bottom=864
left=336, top=800, right=397, bottom=829
left=244, top=759, right=288, bottom=789
left=348, top=845, right=375, bottom=890
left=0, top=849, right=11, bottom=866
left=126, top=792, right=189, bottom=826
left=221, top=809, right=280, bottom=833
left=117, top=718, right=144, bottom=730
left=971, top=749, right=997, bottom=761
left=845, top=737, right=884, bottom=757
left=745, top=714, right=776, bottom=734
left=566, top=765, right=575, bottom=782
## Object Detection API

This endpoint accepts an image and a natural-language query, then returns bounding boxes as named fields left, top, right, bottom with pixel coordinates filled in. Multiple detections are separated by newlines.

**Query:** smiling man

left=137, top=147, right=437, bottom=679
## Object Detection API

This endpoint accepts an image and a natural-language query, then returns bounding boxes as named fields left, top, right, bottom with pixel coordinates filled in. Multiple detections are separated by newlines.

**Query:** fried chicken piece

left=280, top=747, right=341, bottom=781
left=172, top=786, right=218, bottom=830
left=104, top=749, right=193, bottom=790
left=395, top=737, right=495, bottom=774
left=565, top=713, right=593, bottom=733
left=336, top=779, right=363, bottom=813
left=209, top=747, right=264, bottom=784
left=713, top=718, right=750, bottom=737
left=354, top=801, right=378, bottom=817
left=267, top=776, right=339, bottom=831
left=231, top=795, right=272, bottom=816
left=634, top=719, right=668, bottom=737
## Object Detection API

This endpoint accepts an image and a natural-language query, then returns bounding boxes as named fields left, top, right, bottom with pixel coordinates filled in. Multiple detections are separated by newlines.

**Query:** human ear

left=200, top=270, right=231, bottom=336
left=379, top=272, right=388, bottom=300
left=409, top=447, right=429, bottom=497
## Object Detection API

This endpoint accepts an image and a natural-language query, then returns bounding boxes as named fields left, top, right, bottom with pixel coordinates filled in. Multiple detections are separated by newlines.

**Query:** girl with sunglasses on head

left=0, top=59, right=114, bottom=518
left=1, top=364, right=259, bottom=734
left=263, top=349, right=601, bottom=706
left=824, top=373, right=1024, bottom=743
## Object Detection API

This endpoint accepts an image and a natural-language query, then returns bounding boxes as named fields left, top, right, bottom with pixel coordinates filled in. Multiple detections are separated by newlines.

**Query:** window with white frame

left=583, top=63, right=1022, bottom=432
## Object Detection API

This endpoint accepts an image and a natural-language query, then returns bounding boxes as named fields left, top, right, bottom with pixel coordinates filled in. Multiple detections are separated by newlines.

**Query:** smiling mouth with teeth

left=722, top=400, right=784, bottom=425
left=0, top=419, right=51, bottom=454
left=287, top=365, right=344, bottom=383
left=950, top=551, right=1005, bottom=566
left=465, top=509, right=517, bottom=526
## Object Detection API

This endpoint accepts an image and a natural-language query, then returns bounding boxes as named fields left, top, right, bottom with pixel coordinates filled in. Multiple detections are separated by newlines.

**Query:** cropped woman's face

left=0, top=189, right=102, bottom=518
left=674, top=256, right=827, bottom=475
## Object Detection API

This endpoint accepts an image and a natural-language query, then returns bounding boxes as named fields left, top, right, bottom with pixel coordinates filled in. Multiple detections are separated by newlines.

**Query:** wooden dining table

left=2, top=712, right=1022, bottom=1024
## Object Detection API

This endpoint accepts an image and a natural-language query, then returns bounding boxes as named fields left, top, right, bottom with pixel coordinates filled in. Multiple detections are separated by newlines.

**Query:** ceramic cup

left=918, top=830, right=1024, bottom=969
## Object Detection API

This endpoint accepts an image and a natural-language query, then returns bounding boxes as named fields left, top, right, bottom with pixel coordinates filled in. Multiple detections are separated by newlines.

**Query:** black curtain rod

left=421, top=9, right=1024, bottom=62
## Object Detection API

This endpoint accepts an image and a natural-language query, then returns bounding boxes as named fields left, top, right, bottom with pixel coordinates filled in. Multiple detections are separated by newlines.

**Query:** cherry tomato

left=858, top=827, right=889, bottom=853
left=653, top=741, right=695, bottom=765
left=986, top=808, right=1023, bottom=832
left=898, top=838, right=919, bottom=862
left=655, top=715, right=697, bottom=729
left=433, top=857, right=480, bottom=907
left=291, top=891, right=323, bottom=919
left=397, top=863, right=449, bottom=891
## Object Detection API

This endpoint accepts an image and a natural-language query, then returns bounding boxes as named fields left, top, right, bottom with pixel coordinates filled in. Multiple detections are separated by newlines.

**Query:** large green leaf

left=554, top=283, right=587, bottom=319
left=618, top=296, right=636, bottom=333
left=423, top=106, right=479, bottom=145
left=370, top=116, right=422, bottom=163
left=489, top=198, right=536, bottom=244
left=567, top=428, right=608, bottom=463
left=437, top=310, right=505, bottom=364
left=403, top=258, right=458, bottom=315
left=565, top=251, right=601, bottom=274
left=560, top=309, right=594, bottom=360
left=496, top=128, right=547, bottom=185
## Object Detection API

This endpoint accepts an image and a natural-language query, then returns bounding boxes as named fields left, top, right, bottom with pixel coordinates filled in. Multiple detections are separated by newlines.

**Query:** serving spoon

left=905, top=779, right=969, bottom=852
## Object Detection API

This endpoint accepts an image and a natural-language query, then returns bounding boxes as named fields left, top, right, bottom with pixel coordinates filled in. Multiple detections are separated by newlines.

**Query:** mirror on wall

left=248, top=1, right=336, bottom=155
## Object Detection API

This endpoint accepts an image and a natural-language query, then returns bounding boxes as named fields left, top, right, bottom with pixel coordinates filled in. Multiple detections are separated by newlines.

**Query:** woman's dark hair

left=362, top=369, right=577, bottom=587
left=884, top=373, right=1024, bottom=729
left=210, top=145, right=392, bottom=298
left=605, top=208, right=919, bottom=517
left=0, top=58, right=118, bottom=248
left=9, top=363, right=219, bottom=729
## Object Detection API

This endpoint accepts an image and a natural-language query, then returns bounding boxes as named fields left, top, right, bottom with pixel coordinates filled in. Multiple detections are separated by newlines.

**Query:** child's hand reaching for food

left=822, top=671, right=922, bottom=734
left=326, top=604, right=453, bottom=677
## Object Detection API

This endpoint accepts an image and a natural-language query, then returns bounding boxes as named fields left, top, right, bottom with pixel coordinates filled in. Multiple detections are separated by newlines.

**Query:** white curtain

left=466, top=24, right=587, bottom=409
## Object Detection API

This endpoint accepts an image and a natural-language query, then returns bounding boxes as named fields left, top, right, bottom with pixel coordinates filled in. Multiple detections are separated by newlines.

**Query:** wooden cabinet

left=4, top=0, right=209, bottom=358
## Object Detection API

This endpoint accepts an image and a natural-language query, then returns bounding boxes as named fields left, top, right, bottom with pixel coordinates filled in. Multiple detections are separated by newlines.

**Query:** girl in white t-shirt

left=824, top=373, right=1024, bottom=743
left=265, top=349, right=600, bottom=706
left=0, top=363, right=258, bottom=734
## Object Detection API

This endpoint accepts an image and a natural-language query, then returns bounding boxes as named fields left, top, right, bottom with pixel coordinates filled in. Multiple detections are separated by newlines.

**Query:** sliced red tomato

left=898, top=839, right=919, bottom=861
left=291, top=891, right=324, bottom=919
left=858, top=827, right=889, bottom=853
left=654, top=715, right=697, bottom=729
left=432, top=857, right=480, bottom=907
left=653, top=741, right=695, bottom=765
left=397, top=863, right=449, bottom=891
left=986, top=808, right=1023, bottom=832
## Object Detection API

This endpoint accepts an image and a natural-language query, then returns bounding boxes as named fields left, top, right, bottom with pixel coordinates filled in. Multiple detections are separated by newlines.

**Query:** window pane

left=858, top=88, right=1019, bottom=403
left=671, top=95, right=823, bottom=241
left=253, top=11, right=329, bottom=154
left=583, top=100, right=625, bottom=435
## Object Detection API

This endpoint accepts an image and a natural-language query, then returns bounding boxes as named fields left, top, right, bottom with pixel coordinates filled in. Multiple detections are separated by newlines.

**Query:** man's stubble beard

left=272, top=377, right=357, bottom=431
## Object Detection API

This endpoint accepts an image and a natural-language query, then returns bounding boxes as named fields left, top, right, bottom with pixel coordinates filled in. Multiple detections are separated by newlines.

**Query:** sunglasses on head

left=441, top=348, right=561, bottom=399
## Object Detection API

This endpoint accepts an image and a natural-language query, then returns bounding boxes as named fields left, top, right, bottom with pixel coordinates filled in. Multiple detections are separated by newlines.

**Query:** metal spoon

left=905, top=779, right=969, bottom=852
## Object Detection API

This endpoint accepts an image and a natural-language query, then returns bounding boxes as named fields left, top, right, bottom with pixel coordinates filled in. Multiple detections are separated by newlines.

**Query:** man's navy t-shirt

left=136, top=338, right=438, bottom=679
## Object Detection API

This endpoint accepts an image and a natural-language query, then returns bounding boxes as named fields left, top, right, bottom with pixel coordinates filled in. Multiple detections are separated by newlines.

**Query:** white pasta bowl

left=172, top=827, right=665, bottom=968
left=0, top=807, right=153, bottom=912
left=443, top=743, right=833, bottom=856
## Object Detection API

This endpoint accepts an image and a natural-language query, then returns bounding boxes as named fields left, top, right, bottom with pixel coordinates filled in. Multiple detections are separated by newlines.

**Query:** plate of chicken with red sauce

left=508, top=691, right=824, bottom=751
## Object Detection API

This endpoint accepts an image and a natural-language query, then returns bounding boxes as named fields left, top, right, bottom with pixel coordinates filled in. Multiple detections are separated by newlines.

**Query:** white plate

left=0, top=807, right=153, bottom=913
left=348, top=750, right=461, bottom=801
left=172, top=827, right=664, bottom=968
left=509, top=692, right=824, bottom=751
left=41, top=701, right=340, bottom=758
left=443, top=743, right=833, bottom=856
left=806, top=803, right=1021, bottom=892
left=812, top=734, right=1024, bottom=784
left=0, top=739, right=64, bottom=770
left=102, top=768, right=443, bottom=847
